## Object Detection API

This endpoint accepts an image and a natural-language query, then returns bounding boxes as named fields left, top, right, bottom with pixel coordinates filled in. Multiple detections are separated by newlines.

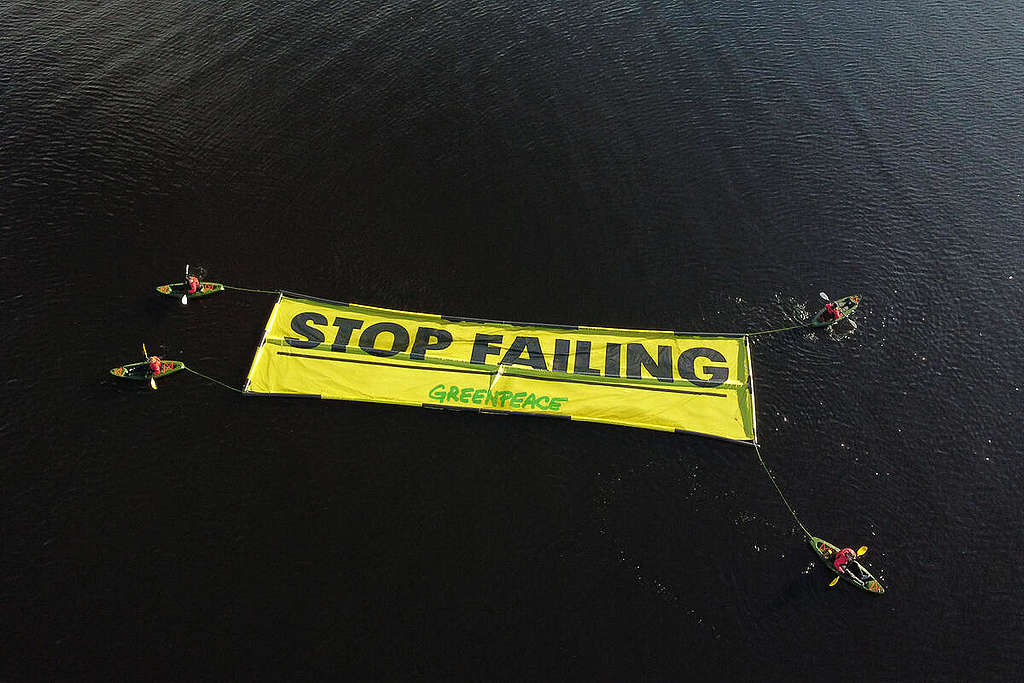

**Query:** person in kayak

left=833, top=547, right=857, bottom=574
left=184, top=273, right=201, bottom=294
left=148, top=355, right=163, bottom=376
left=821, top=301, right=840, bottom=322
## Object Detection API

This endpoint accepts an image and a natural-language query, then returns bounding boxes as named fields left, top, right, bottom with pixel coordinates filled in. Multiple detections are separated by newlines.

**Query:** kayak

left=811, top=294, right=861, bottom=327
left=155, top=282, right=225, bottom=299
left=109, top=359, right=185, bottom=380
left=809, top=536, right=884, bottom=594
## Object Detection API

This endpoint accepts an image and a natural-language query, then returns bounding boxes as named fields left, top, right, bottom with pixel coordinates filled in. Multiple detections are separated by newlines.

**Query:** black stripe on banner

left=422, top=403, right=479, bottom=412
left=276, top=351, right=727, bottom=398
left=421, top=404, right=573, bottom=420
left=481, top=408, right=572, bottom=419
left=282, top=352, right=493, bottom=377
left=243, top=391, right=323, bottom=399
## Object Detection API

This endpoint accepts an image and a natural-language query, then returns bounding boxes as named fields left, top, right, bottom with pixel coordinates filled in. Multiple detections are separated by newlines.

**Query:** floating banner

left=244, top=293, right=758, bottom=442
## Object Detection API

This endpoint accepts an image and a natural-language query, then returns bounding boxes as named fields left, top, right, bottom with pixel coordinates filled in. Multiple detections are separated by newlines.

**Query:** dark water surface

left=3, top=1, right=1022, bottom=679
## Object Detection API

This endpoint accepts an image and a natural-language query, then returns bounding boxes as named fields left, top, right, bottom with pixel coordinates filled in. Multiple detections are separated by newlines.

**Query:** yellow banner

left=245, top=293, right=757, bottom=442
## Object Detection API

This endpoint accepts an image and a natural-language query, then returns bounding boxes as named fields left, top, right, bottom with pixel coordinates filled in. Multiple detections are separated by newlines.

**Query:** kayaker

left=184, top=273, right=201, bottom=294
left=148, top=355, right=162, bottom=376
left=833, top=547, right=857, bottom=574
left=822, top=301, right=840, bottom=322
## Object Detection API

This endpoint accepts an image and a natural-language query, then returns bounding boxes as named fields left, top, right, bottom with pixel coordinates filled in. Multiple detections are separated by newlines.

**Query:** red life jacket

left=149, top=357, right=162, bottom=375
left=187, top=275, right=199, bottom=294
left=833, top=548, right=855, bottom=572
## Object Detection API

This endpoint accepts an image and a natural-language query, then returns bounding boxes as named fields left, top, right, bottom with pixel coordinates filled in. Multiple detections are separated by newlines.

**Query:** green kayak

left=811, top=294, right=861, bottom=327
left=110, top=359, right=186, bottom=381
left=810, top=536, right=884, bottom=594
left=155, top=282, right=225, bottom=299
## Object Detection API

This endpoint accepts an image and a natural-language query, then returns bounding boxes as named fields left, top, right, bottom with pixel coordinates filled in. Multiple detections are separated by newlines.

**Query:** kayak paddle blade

left=181, top=294, right=188, bottom=305
left=829, top=575, right=841, bottom=587
left=149, top=377, right=157, bottom=391
left=857, top=546, right=868, bottom=556
left=819, top=291, right=830, bottom=302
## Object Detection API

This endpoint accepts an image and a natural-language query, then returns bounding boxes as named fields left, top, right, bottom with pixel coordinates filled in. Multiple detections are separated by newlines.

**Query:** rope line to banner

left=183, top=366, right=243, bottom=393
left=746, top=321, right=815, bottom=336
left=755, top=443, right=813, bottom=539
left=224, top=285, right=279, bottom=295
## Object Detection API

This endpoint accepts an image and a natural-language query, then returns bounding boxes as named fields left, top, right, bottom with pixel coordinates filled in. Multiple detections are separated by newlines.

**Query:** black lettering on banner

left=678, top=347, right=729, bottom=387
left=552, top=339, right=570, bottom=373
left=286, top=312, right=328, bottom=349
left=358, top=322, right=410, bottom=358
left=410, top=327, right=453, bottom=361
left=471, top=334, right=504, bottom=365
left=626, top=343, right=673, bottom=382
left=573, top=340, right=600, bottom=376
left=500, top=336, right=548, bottom=371
left=331, top=317, right=364, bottom=352
left=605, top=343, right=621, bottom=378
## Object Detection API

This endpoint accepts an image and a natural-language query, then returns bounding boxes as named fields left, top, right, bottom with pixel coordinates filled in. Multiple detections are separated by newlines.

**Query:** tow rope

left=755, top=442, right=813, bottom=540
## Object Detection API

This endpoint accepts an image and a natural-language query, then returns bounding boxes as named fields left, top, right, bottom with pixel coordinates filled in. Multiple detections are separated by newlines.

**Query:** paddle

left=181, top=264, right=189, bottom=305
left=142, top=343, right=157, bottom=390
left=828, top=546, right=869, bottom=586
